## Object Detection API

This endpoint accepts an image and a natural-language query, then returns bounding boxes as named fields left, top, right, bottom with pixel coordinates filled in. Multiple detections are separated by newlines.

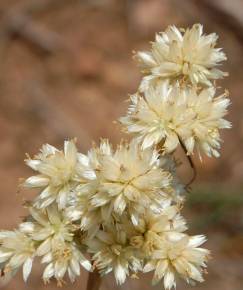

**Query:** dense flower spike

left=86, top=223, right=142, bottom=285
left=0, top=204, right=92, bottom=283
left=89, top=140, right=176, bottom=222
left=120, top=81, right=230, bottom=157
left=66, top=140, right=184, bottom=232
left=23, top=140, right=84, bottom=209
left=135, top=24, right=227, bottom=91
left=0, top=23, right=230, bottom=289
left=143, top=233, right=210, bottom=289
left=27, top=205, right=91, bottom=282
left=0, top=229, right=36, bottom=281
left=128, top=206, right=187, bottom=256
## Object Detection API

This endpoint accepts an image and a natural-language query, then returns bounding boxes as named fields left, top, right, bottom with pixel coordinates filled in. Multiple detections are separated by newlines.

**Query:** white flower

left=66, top=140, right=182, bottom=234
left=120, top=81, right=231, bottom=157
left=135, top=24, right=227, bottom=91
left=26, top=204, right=75, bottom=244
left=23, top=140, right=81, bottom=209
left=89, top=140, right=174, bottom=223
left=86, top=223, right=141, bottom=285
left=0, top=22, right=231, bottom=289
left=129, top=206, right=187, bottom=256
left=24, top=204, right=92, bottom=283
left=65, top=140, right=113, bottom=236
left=144, top=233, right=210, bottom=289
left=42, top=241, right=91, bottom=285
left=0, top=229, right=36, bottom=281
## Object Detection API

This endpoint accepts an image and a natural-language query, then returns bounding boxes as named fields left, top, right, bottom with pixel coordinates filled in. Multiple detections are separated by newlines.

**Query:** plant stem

left=86, top=271, right=102, bottom=290
left=178, top=137, right=197, bottom=189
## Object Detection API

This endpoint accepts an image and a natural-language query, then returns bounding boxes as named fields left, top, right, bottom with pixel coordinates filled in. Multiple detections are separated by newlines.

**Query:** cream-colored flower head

left=144, top=233, right=210, bottom=289
left=25, top=204, right=75, bottom=245
left=89, top=140, right=174, bottom=223
left=23, top=140, right=82, bottom=209
left=66, top=140, right=118, bottom=236
left=0, top=228, right=36, bottom=281
left=87, top=223, right=142, bottom=285
left=0, top=23, right=231, bottom=289
left=41, top=241, right=91, bottom=285
left=66, top=140, right=183, bottom=233
left=120, top=81, right=231, bottom=158
left=23, top=204, right=91, bottom=284
left=135, top=24, right=227, bottom=91
left=129, top=206, right=187, bottom=256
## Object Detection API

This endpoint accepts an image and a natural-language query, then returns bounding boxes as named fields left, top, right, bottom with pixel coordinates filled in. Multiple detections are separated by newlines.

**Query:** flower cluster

left=135, top=24, right=227, bottom=91
left=0, top=24, right=230, bottom=290
left=120, top=81, right=230, bottom=157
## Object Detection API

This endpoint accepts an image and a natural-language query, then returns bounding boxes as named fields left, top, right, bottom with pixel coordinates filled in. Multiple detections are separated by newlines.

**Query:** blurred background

left=0, top=0, right=243, bottom=289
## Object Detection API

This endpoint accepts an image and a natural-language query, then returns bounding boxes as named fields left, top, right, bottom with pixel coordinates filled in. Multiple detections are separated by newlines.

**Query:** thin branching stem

left=178, top=137, right=197, bottom=189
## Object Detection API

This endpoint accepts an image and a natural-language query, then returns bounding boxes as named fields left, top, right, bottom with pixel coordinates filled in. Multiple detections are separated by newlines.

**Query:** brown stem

left=86, top=271, right=102, bottom=290
left=178, top=138, right=197, bottom=189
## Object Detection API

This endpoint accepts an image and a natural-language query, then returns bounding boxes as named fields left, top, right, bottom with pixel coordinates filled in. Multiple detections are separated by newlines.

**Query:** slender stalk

left=86, top=271, right=102, bottom=290
left=178, top=138, right=197, bottom=189
left=156, top=138, right=197, bottom=189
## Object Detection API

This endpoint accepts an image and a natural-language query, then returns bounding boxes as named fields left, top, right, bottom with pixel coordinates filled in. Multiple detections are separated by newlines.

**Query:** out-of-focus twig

left=0, top=0, right=104, bottom=54
left=1, top=13, right=62, bottom=54
left=0, top=0, right=70, bottom=54
left=15, top=0, right=71, bottom=14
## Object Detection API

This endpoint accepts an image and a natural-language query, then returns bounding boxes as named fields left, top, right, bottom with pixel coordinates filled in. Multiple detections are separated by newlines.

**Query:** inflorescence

left=0, top=24, right=230, bottom=290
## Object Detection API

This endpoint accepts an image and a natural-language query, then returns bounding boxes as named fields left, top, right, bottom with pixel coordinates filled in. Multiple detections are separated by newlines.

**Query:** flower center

left=53, top=244, right=72, bottom=261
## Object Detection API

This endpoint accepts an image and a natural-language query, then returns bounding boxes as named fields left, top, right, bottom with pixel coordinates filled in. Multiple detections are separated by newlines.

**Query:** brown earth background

left=0, top=0, right=243, bottom=289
